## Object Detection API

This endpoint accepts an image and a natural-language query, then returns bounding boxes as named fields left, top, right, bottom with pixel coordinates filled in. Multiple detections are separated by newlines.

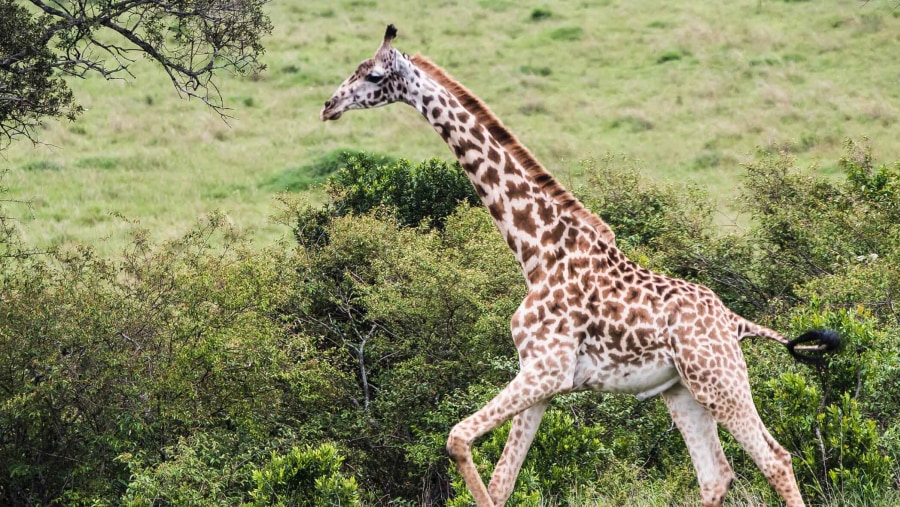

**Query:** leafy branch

left=0, top=0, right=272, bottom=148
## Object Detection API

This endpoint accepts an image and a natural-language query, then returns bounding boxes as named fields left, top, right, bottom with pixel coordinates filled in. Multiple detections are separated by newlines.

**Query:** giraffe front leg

left=487, top=400, right=549, bottom=506
left=447, top=366, right=571, bottom=507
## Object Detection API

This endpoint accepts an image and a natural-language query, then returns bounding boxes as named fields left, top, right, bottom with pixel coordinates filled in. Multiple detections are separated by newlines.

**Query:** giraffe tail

left=738, top=318, right=841, bottom=366
left=785, top=329, right=842, bottom=365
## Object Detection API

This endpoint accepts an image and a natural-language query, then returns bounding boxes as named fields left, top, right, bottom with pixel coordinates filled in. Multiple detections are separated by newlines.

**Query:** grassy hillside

left=3, top=0, right=899, bottom=254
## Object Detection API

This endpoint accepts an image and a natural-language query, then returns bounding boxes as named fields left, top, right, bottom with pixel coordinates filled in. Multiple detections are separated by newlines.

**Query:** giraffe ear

left=384, top=24, right=398, bottom=43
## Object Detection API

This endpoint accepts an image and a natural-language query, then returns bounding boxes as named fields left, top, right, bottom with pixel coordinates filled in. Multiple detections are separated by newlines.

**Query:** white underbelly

left=573, top=355, right=681, bottom=400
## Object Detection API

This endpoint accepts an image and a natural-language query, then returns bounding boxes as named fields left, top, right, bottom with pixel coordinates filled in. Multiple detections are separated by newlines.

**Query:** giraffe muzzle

left=320, top=99, right=343, bottom=121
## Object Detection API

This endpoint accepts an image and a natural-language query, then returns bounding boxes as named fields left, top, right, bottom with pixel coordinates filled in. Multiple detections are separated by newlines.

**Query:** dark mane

left=410, top=54, right=615, bottom=244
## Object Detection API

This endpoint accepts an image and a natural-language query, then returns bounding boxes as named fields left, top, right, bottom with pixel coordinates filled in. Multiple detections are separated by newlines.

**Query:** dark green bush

left=328, top=153, right=479, bottom=229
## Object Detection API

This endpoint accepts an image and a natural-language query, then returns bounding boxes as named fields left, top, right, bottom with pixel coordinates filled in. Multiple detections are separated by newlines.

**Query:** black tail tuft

left=786, top=329, right=841, bottom=366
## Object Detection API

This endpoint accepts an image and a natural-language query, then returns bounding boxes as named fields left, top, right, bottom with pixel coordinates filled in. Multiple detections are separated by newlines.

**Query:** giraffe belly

left=573, top=354, right=681, bottom=400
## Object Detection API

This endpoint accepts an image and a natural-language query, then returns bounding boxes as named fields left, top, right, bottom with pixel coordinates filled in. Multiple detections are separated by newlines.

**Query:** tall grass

left=2, top=0, right=898, bottom=254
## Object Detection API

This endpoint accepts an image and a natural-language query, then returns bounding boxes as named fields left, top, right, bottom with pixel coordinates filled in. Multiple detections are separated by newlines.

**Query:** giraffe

left=321, top=25, right=840, bottom=507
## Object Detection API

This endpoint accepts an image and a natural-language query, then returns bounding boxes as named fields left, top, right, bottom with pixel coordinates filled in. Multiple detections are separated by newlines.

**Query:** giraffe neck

left=402, top=55, right=615, bottom=285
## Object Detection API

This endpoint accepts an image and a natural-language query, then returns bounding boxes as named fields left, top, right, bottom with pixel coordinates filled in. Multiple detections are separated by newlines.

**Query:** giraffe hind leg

left=680, top=372, right=806, bottom=507
left=717, top=406, right=806, bottom=507
left=662, top=383, right=735, bottom=507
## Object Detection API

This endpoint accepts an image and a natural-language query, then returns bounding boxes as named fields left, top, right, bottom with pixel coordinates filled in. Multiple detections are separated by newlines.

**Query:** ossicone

left=384, top=24, right=398, bottom=42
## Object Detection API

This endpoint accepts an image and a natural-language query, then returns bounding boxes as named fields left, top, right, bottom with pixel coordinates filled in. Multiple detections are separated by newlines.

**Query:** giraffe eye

left=365, top=73, right=384, bottom=84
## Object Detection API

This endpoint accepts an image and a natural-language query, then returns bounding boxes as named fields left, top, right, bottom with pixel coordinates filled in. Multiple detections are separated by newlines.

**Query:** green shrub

left=249, top=443, right=360, bottom=507
left=119, top=432, right=251, bottom=506
left=447, top=408, right=612, bottom=506
left=756, top=307, right=896, bottom=503
left=656, top=49, right=690, bottom=64
left=0, top=213, right=308, bottom=505
left=529, top=7, right=552, bottom=22
left=328, top=153, right=479, bottom=229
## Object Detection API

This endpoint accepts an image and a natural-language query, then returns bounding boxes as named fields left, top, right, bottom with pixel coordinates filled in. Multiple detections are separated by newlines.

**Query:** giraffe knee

left=446, top=426, right=471, bottom=463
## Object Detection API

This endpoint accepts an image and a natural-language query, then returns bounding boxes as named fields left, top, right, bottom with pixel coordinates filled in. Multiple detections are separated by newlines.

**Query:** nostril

left=324, top=99, right=333, bottom=108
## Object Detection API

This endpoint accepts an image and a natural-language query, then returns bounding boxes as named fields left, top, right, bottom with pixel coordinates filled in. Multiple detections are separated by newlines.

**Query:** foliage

left=0, top=0, right=272, bottom=147
left=249, top=443, right=360, bottom=507
left=0, top=212, right=311, bottom=505
left=280, top=199, right=523, bottom=501
left=3, top=143, right=900, bottom=505
left=0, top=0, right=80, bottom=147
left=759, top=308, right=895, bottom=503
left=327, top=152, right=480, bottom=230
left=119, top=431, right=252, bottom=506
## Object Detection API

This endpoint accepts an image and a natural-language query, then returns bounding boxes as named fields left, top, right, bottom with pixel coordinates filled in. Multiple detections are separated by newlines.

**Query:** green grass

left=2, top=0, right=899, bottom=254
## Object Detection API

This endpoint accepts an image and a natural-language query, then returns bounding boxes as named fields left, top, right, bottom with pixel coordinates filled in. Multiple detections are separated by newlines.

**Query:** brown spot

left=504, top=156, right=518, bottom=175
left=576, top=236, right=591, bottom=252
left=506, top=180, right=530, bottom=199
left=536, top=198, right=555, bottom=225
left=487, top=201, right=505, bottom=221
left=463, top=157, right=485, bottom=174
left=634, top=327, right=655, bottom=347
left=540, top=224, right=565, bottom=247
left=457, top=110, right=471, bottom=123
left=572, top=311, right=589, bottom=327
left=482, top=167, right=500, bottom=187
left=564, top=226, right=579, bottom=249
left=554, top=320, right=569, bottom=334
left=505, top=234, right=518, bottom=252
left=512, top=203, right=537, bottom=236
left=548, top=265, right=565, bottom=286
left=591, top=257, right=608, bottom=271
left=625, top=307, right=651, bottom=326
left=520, top=243, right=539, bottom=264
left=625, top=287, right=641, bottom=304
left=487, top=147, right=501, bottom=164
left=602, top=301, right=624, bottom=320
left=607, top=323, right=626, bottom=349
left=471, top=126, right=485, bottom=144
left=431, top=106, right=444, bottom=119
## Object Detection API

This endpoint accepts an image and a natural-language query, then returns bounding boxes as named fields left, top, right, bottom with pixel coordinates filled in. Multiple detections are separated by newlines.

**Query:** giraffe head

left=321, top=24, right=411, bottom=121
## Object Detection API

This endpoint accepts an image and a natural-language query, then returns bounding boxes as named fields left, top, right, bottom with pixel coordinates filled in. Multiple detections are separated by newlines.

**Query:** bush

left=328, top=153, right=479, bottom=229
left=249, top=443, right=360, bottom=507
left=0, top=213, right=311, bottom=505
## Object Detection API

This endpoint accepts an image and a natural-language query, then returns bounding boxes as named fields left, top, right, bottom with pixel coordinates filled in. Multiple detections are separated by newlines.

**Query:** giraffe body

left=321, top=25, right=839, bottom=507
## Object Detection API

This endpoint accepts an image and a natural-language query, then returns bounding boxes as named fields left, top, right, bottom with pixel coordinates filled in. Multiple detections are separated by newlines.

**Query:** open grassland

left=3, top=0, right=900, bottom=254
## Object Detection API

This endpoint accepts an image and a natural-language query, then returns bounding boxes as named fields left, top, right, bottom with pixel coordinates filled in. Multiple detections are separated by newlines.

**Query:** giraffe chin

left=320, top=109, right=343, bottom=121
